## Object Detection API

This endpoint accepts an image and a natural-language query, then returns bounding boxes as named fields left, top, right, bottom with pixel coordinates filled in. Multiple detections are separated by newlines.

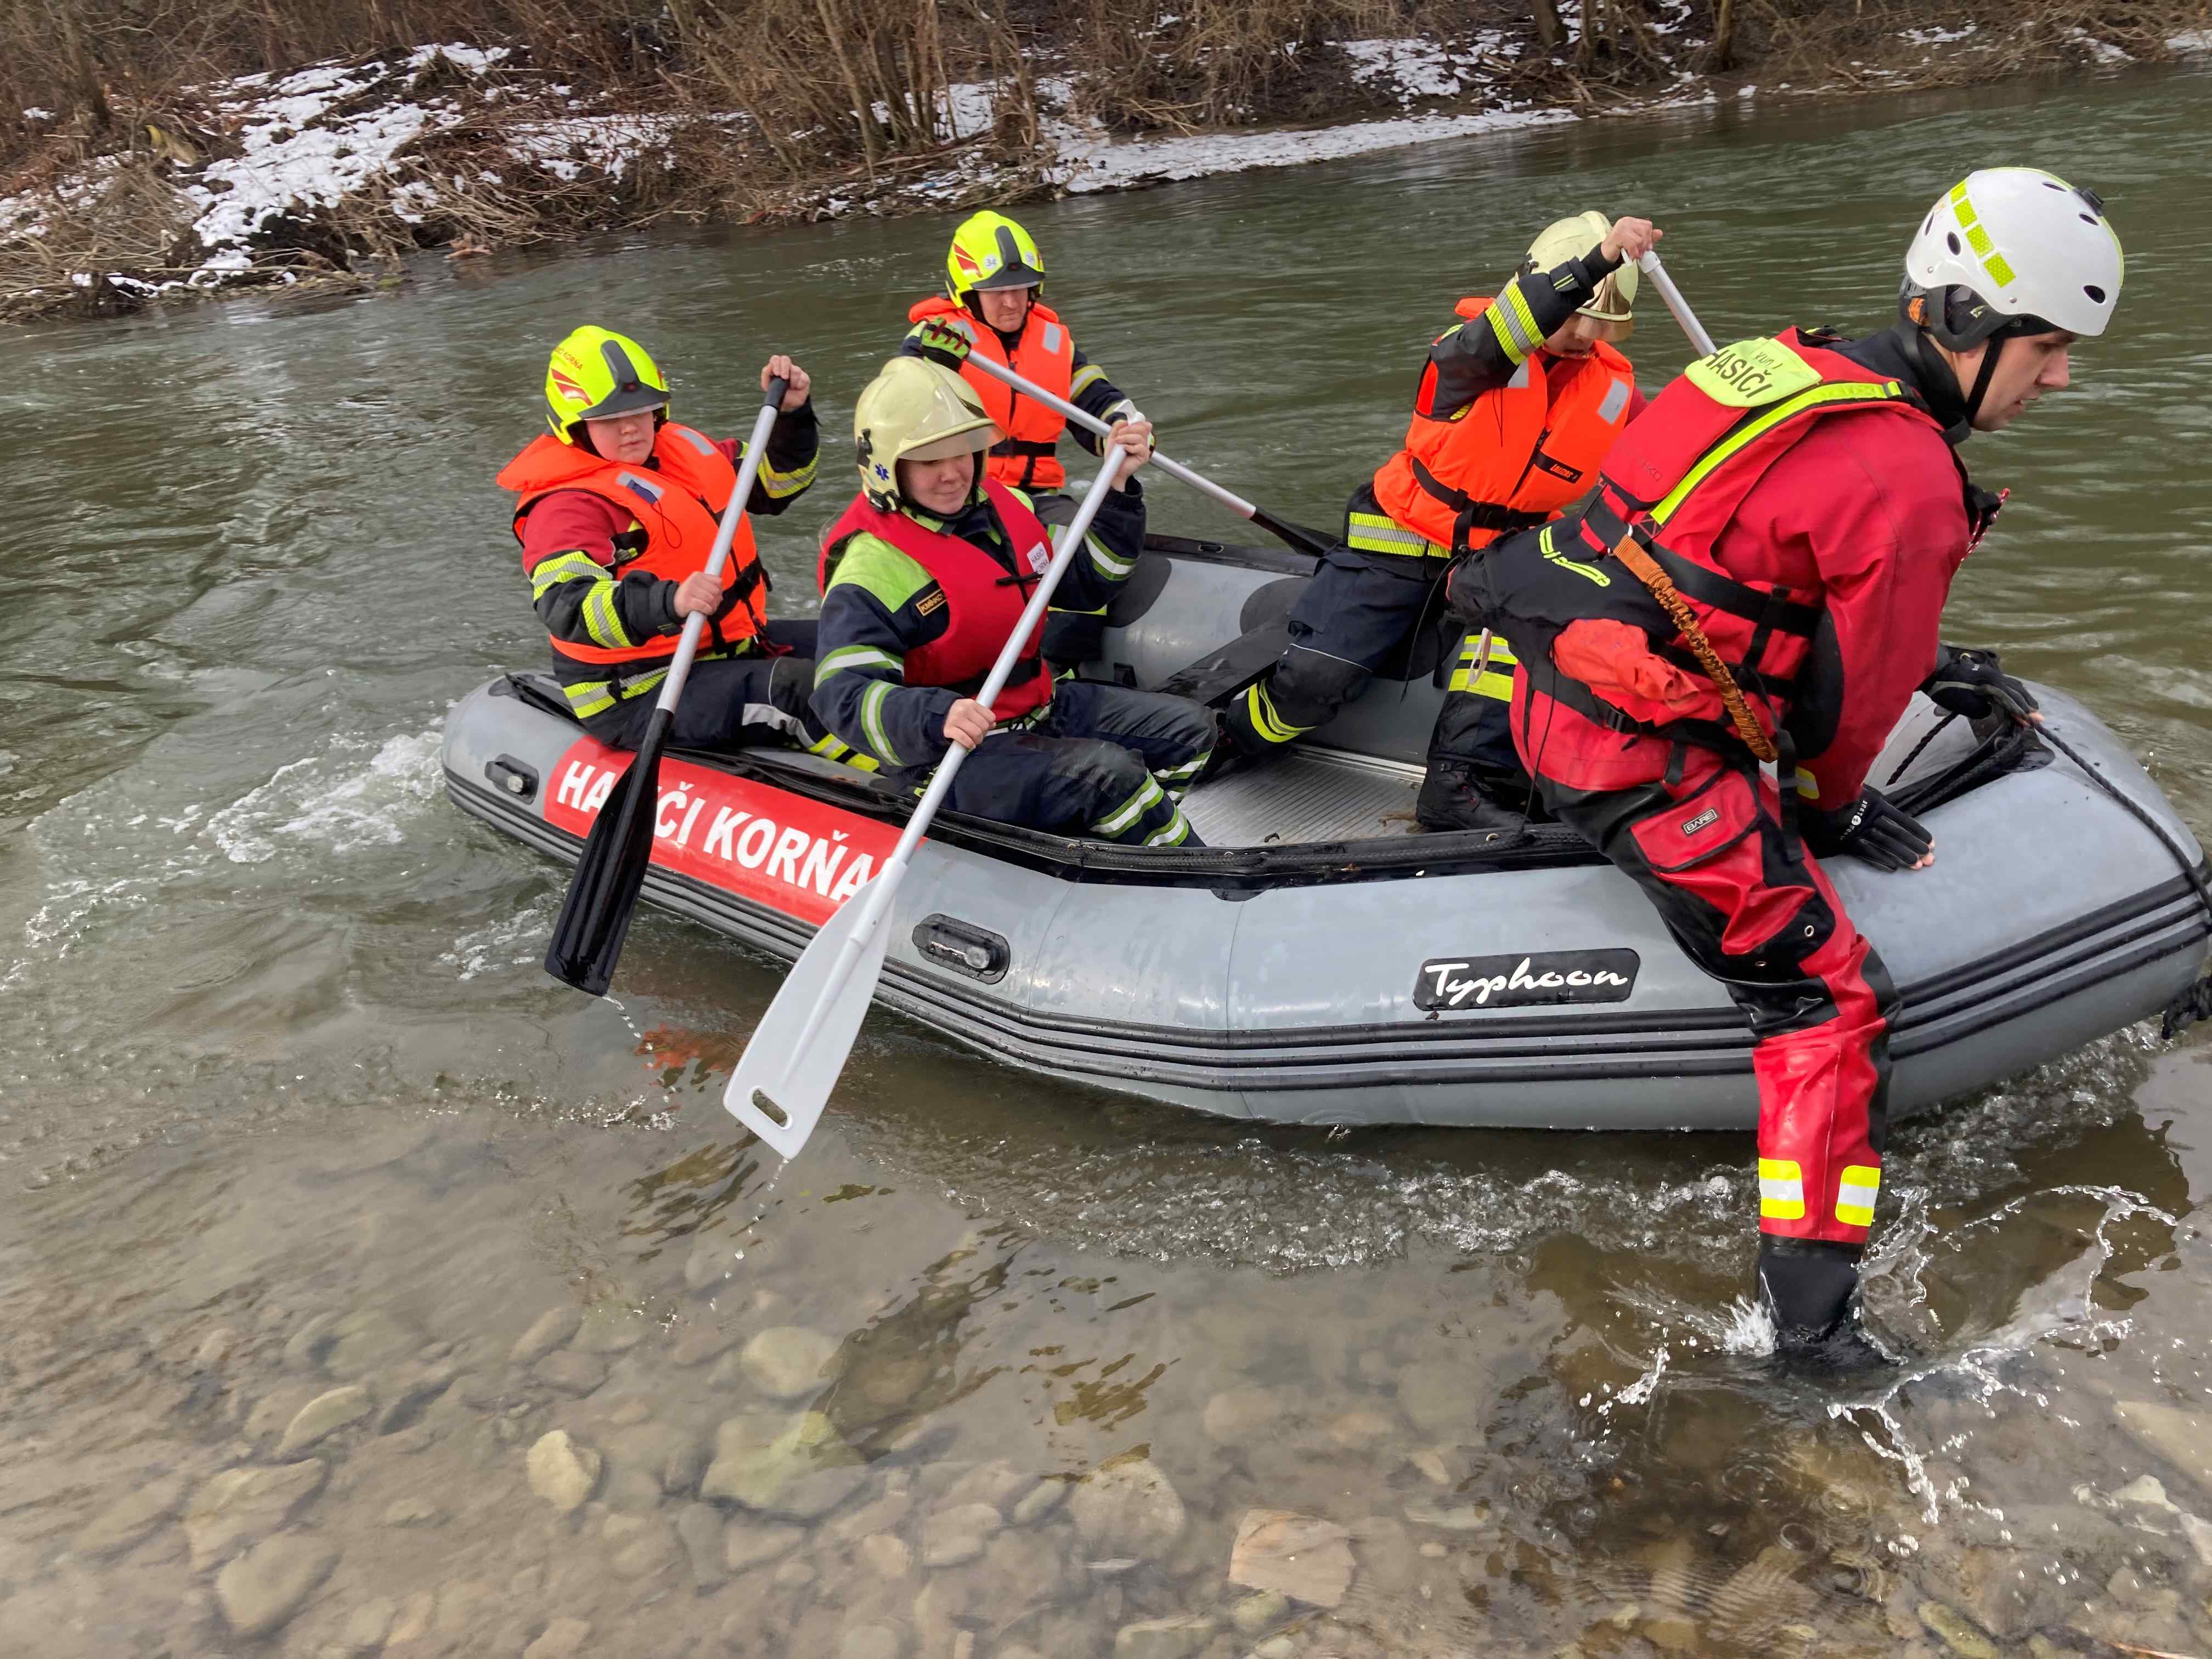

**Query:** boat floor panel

left=1184, top=748, right=1425, bottom=847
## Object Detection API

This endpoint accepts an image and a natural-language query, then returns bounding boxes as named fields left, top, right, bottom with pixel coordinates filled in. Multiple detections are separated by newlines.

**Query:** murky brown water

left=5, top=63, right=2212, bottom=1659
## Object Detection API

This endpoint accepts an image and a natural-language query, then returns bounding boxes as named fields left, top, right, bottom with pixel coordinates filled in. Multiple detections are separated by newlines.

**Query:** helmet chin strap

left=1962, top=334, right=2005, bottom=428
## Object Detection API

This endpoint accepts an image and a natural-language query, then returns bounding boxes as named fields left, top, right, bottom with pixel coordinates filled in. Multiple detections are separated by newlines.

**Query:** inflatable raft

left=443, top=531, right=2211, bottom=1128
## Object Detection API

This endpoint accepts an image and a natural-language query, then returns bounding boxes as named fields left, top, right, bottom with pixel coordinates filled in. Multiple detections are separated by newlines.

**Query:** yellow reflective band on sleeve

left=581, top=584, right=631, bottom=651
left=1795, top=764, right=1819, bottom=798
left=1835, top=1164, right=1881, bottom=1229
left=858, top=680, right=900, bottom=768
left=1070, top=363, right=1107, bottom=397
left=816, top=644, right=904, bottom=687
left=757, top=451, right=817, bottom=499
left=1346, top=511, right=1449, bottom=560
left=1085, top=535, right=1136, bottom=579
left=1241, top=681, right=1311, bottom=746
left=1484, top=287, right=1541, bottom=365
left=1506, top=285, right=1542, bottom=352
left=529, top=550, right=607, bottom=601
left=1757, top=1158, right=1805, bottom=1221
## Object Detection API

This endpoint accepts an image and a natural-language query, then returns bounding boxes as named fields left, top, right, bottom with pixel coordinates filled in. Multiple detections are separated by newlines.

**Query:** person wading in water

left=1452, top=168, right=2123, bottom=1365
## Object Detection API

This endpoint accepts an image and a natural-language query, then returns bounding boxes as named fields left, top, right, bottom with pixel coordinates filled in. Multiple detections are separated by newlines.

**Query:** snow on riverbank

left=1, top=20, right=2195, bottom=318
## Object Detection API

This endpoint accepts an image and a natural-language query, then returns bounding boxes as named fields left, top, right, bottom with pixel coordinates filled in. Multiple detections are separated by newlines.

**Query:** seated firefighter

left=1217, top=213, right=1658, bottom=838
left=902, top=210, right=1147, bottom=672
left=812, top=357, right=1214, bottom=847
left=498, top=325, right=866, bottom=767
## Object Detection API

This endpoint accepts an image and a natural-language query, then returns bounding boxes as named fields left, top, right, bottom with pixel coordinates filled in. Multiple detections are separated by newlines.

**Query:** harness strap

left=1581, top=499, right=1821, bottom=637
left=1408, top=456, right=1549, bottom=552
left=1605, top=531, right=1780, bottom=764
left=991, top=437, right=1059, bottom=459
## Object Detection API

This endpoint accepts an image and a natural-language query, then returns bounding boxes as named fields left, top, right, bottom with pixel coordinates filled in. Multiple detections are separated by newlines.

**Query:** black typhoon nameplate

left=1413, top=949, right=1641, bottom=1012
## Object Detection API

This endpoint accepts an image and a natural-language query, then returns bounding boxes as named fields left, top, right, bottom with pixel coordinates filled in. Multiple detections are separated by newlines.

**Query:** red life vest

left=1457, top=330, right=1946, bottom=749
left=1369, top=298, right=1638, bottom=555
left=498, top=424, right=765, bottom=666
left=908, top=296, right=1079, bottom=490
left=817, top=479, right=1058, bottom=724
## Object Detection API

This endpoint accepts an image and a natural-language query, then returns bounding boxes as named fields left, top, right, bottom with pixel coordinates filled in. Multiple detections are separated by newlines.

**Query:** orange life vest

left=817, top=481, right=1058, bottom=724
left=1369, top=298, right=1638, bottom=556
left=498, top=423, right=766, bottom=667
left=908, top=296, right=1079, bottom=490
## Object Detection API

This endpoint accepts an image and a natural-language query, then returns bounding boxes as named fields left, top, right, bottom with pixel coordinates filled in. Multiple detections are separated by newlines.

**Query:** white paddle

left=1637, top=250, right=1717, bottom=358
left=944, top=346, right=1334, bottom=558
left=723, top=448, right=1135, bottom=1158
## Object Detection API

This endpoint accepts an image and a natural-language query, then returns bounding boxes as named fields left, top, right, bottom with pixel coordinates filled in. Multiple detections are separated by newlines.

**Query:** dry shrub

left=1072, top=0, right=1398, bottom=132
left=1733, top=0, right=2212, bottom=86
left=657, top=0, right=1039, bottom=179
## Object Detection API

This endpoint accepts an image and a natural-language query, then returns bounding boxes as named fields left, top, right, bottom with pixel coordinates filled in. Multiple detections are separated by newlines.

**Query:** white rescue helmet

left=853, top=356, right=1001, bottom=511
left=1901, top=168, right=2123, bottom=348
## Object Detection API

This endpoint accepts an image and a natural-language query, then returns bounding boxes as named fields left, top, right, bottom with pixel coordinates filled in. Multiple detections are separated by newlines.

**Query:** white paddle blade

left=721, top=880, right=895, bottom=1158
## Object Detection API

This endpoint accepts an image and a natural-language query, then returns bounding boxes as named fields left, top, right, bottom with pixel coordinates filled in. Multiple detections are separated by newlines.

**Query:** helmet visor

left=969, top=263, right=1043, bottom=294
left=905, top=423, right=1001, bottom=462
left=574, top=384, right=668, bottom=422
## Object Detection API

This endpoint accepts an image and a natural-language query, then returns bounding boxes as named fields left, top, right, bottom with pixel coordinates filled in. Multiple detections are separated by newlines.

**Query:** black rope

left=1883, top=709, right=1962, bottom=790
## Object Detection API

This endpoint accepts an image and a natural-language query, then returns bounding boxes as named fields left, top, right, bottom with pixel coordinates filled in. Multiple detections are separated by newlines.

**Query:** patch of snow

left=21, top=107, right=53, bottom=121
left=2172, top=30, right=2212, bottom=52
left=2069, top=29, right=2131, bottom=65
left=1047, top=102, right=1573, bottom=194
left=408, top=42, right=511, bottom=75
left=1901, top=24, right=1976, bottom=45
left=504, top=112, right=680, bottom=182
left=1341, top=37, right=1491, bottom=103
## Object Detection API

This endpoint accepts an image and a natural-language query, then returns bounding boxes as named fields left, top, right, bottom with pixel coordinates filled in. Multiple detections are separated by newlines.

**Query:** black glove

left=1801, top=785, right=1932, bottom=871
left=1925, top=644, right=2036, bottom=722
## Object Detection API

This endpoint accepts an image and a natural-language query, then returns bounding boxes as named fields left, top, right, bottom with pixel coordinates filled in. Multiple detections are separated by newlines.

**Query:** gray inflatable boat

left=442, top=531, right=2211, bottom=1129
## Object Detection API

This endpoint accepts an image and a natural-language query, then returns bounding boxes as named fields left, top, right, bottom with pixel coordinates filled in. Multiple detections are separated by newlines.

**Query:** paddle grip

left=653, top=377, right=791, bottom=716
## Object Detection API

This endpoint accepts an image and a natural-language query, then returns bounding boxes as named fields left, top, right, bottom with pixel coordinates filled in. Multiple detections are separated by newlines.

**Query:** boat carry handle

left=913, top=915, right=1009, bottom=983
left=486, top=754, right=539, bottom=803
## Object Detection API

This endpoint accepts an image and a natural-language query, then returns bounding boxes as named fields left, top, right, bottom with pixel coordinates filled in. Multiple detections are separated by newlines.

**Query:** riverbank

left=4, top=8, right=2209, bottom=323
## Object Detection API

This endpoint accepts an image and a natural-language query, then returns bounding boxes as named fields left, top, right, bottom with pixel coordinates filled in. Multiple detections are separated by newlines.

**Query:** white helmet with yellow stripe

left=1903, top=168, right=2123, bottom=348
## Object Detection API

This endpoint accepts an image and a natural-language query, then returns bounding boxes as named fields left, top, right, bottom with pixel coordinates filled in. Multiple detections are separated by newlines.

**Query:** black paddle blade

left=543, top=712, right=671, bottom=996
left=1250, top=508, right=1335, bottom=560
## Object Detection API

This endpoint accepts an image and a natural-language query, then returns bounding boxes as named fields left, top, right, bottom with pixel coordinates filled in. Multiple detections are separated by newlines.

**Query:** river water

left=5, top=64, right=2212, bottom=1659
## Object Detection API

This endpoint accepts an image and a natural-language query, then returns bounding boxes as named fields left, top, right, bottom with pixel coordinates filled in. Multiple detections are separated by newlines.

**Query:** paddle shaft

left=949, top=349, right=1328, bottom=554
left=781, top=449, right=1136, bottom=1060
left=1637, top=251, right=1717, bottom=358
left=651, top=380, right=789, bottom=716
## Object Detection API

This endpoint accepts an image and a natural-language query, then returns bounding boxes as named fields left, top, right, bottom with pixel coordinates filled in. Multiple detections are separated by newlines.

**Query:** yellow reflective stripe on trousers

left=1093, top=775, right=1163, bottom=838
left=1649, top=381, right=1904, bottom=526
left=1448, top=635, right=1519, bottom=701
left=561, top=665, right=666, bottom=720
left=1757, top=1158, right=1805, bottom=1221
left=1835, top=1164, right=1881, bottom=1229
left=1241, top=681, right=1310, bottom=746
left=1346, top=511, right=1448, bottom=560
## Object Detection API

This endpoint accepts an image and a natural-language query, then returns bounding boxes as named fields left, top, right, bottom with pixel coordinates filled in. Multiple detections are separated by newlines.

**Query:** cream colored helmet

left=854, top=356, right=1001, bottom=510
left=1522, top=210, right=1637, bottom=327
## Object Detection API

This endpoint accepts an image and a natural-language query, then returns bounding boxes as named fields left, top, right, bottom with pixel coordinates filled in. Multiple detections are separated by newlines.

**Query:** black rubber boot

left=1414, top=761, right=1532, bottom=844
left=1757, top=1236, right=1897, bottom=1374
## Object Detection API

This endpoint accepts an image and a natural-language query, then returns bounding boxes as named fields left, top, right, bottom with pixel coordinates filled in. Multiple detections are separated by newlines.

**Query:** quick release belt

left=1409, top=456, right=1549, bottom=552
